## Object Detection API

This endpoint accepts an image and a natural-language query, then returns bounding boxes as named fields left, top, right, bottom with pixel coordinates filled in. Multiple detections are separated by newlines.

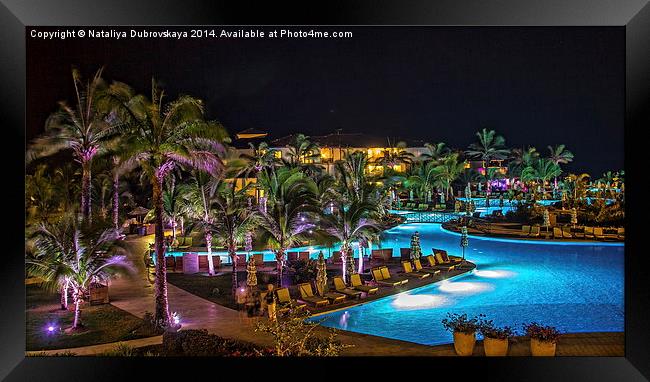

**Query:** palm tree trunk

left=230, top=246, right=238, bottom=297
left=276, top=249, right=285, bottom=287
left=485, top=180, right=490, bottom=207
left=81, top=160, right=92, bottom=223
left=357, top=245, right=364, bottom=274
left=60, top=283, right=68, bottom=310
left=73, top=299, right=81, bottom=329
left=152, top=176, right=170, bottom=327
left=206, top=230, right=214, bottom=276
left=112, top=173, right=120, bottom=229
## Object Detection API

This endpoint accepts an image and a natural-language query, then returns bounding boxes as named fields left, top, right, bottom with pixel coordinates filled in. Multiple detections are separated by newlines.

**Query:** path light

left=172, top=312, right=181, bottom=325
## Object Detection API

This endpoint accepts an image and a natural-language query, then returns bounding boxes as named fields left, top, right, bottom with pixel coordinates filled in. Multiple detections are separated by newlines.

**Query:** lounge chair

left=562, top=227, right=573, bottom=239
left=418, top=204, right=428, bottom=211
left=553, top=227, right=564, bottom=239
left=401, top=261, right=431, bottom=279
left=297, top=283, right=329, bottom=307
left=400, top=248, right=411, bottom=261
left=617, top=227, right=625, bottom=240
left=520, top=225, right=531, bottom=237
left=584, top=226, right=595, bottom=239
left=276, top=287, right=307, bottom=313
left=177, top=237, right=192, bottom=250
left=528, top=225, right=541, bottom=237
left=333, top=276, right=363, bottom=299
left=287, top=252, right=299, bottom=262
left=165, top=256, right=176, bottom=271
left=350, top=273, right=378, bottom=294
left=594, top=227, right=606, bottom=240
left=437, top=249, right=462, bottom=263
left=253, top=253, right=264, bottom=266
left=425, top=254, right=455, bottom=272
left=413, top=258, right=441, bottom=276
left=371, top=266, right=408, bottom=287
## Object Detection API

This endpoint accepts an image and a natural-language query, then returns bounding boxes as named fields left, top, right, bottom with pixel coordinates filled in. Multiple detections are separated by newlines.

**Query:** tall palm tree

left=404, top=161, right=438, bottom=202
left=320, top=200, right=380, bottom=284
left=257, top=167, right=319, bottom=286
left=465, top=128, right=510, bottom=206
left=115, top=80, right=228, bottom=326
left=146, top=176, right=186, bottom=243
left=563, top=173, right=591, bottom=206
left=27, top=68, right=119, bottom=223
left=285, top=134, right=320, bottom=166
left=26, top=218, right=133, bottom=329
left=211, top=182, right=259, bottom=296
left=547, top=145, right=574, bottom=190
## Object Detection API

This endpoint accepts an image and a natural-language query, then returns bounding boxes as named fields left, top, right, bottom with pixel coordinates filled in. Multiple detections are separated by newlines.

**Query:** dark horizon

left=26, top=26, right=624, bottom=176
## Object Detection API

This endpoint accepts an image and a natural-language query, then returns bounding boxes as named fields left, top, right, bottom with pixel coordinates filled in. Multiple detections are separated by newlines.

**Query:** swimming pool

left=312, top=223, right=624, bottom=346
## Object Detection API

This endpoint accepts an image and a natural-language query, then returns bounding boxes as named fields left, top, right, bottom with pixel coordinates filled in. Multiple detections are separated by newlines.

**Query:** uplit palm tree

left=114, top=80, right=228, bottom=326
left=27, top=68, right=120, bottom=223
left=334, top=151, right=373, bottom=202
left=563, top=173, right=591, bottom=206
left=404, top=161, right=438, bottom=202
left=242, top=141, right=281, bottom=175
left=211, top=182, right=259, bottom=296
left=320, top=200, right=380, bottom=284
left=465, top=128, right=510, bottom=206
left=26, top=218, right=133, bottom=329
left=508, top=147, right=539, bottom=178
left=146, top=177, right=186, bottom=243
left=257, top=167, right=319, bottom=286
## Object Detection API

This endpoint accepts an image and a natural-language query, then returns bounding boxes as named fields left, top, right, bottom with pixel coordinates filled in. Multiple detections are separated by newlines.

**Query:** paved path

left=28, top=234, right=624, bottom=356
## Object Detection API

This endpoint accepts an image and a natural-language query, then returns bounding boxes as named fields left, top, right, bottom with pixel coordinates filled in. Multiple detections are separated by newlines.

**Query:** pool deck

left=27, top=233, right=624, bottom=357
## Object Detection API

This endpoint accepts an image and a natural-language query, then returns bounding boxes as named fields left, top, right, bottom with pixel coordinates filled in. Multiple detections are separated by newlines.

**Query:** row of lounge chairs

left=402, top=202, right=446, bottom=211
left=519, top=225, right=624, bottom=240
left=271, top=274, right=380, bottom=310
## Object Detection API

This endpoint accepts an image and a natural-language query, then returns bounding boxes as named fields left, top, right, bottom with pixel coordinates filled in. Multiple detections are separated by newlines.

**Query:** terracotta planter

left=530, top=338, right=557, bottom=356
left=483, top=337, right=509, bottom=356
left=453, top=331, right=476, bottom=356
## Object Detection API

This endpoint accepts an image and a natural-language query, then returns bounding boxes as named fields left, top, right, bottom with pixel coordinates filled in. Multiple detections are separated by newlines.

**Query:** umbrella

left=570, top=207, right=578, bottom=227
left=543, top=209, right=550, bottom=227
left=410, top=232, right=422, bottom=260
left=460, top=226, right=469, bottom=266
left=316, top=251, right=327, bottom=297
left=246, top=256, right=257, bottom=289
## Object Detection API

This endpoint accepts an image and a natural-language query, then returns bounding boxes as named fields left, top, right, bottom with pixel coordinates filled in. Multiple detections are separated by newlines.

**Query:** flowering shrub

left=441, top=313, right=483, bottom=334
left=478, top=318, right=516, bottom=339
left=523, top=322, right=561, bottom=343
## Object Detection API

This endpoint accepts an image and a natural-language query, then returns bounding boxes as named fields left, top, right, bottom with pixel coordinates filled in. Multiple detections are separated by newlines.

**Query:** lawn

left=26, top=286, right=156, bottom=351
left=167, top=271, right=278, bottom=310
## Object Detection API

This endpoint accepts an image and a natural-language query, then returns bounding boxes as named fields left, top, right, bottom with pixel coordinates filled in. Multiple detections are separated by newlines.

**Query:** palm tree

left=420, top=142, right=449, bottom=163
left=320, top=200, right=380, bottom=284
left=242, top=141, right=280, bottom=174
left=521, top=158, right=562, bottom=199
left=404, top=161, right=438, bottom=202
left=285, top=134, right=320, bottom=166
left=548, top=145, right=574, bottom=190
left=146, top=176, right=186, bottom=244
left=563, top=173, right=591, bottom=206
left=26, top=218, right=133, bottom=329
left=373, top=140, right=414, bottom=175
left=257, top=167, right=319, bottom=286
left=433, top=153, right=467, bottom=199
left=27, top=68, right=120, bottom=224
left=26, top=165, right=58, bottom=224
left=465, top=129, right=510, bottom=206
left=115, top=80, right=228, bottom=326
left=211, top=182, right=259, bottom=296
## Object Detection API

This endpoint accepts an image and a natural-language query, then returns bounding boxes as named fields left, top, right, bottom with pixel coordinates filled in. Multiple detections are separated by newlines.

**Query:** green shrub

left=287, top=259, right=316, bottom=284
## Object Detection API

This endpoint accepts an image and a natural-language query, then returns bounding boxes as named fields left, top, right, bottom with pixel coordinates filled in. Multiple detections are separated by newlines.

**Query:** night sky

left=26, top=26, right=624, bottom=175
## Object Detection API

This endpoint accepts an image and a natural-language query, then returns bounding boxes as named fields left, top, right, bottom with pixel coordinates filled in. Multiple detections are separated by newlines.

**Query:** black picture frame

left=2, top=0, right=649, bottom=380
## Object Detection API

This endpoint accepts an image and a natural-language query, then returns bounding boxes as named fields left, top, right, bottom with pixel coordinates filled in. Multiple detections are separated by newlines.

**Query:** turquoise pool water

left=311, top=223, right=624, bottom=346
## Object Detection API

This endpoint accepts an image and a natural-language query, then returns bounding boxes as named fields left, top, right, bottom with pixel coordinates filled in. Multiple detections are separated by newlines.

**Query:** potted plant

left=523, top=322, right=561, bottom=356
left=478, top=318, right=515, bottom=356
left=442, top=313, right=481, bottom=356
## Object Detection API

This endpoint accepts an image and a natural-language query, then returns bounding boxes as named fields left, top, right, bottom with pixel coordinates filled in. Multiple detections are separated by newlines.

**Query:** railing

left=402, top=211, right=459, bottom=224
